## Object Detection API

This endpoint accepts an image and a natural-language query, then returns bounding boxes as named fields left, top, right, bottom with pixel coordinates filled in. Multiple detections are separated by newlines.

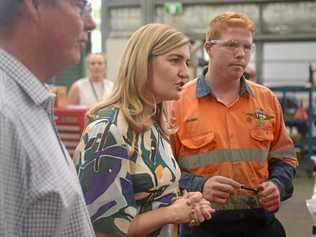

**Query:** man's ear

left=204, top=41, right=212, bottom=55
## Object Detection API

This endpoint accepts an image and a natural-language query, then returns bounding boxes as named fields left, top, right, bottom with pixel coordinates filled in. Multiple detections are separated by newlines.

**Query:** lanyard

left=89, top=79, right=104, bottom=102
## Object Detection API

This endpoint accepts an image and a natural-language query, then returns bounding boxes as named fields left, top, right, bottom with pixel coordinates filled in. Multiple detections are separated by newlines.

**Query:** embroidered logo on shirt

left=246, top=108, right=274, bottom=126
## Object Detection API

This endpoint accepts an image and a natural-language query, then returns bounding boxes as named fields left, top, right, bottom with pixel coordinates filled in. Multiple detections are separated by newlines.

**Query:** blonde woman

left=68, top=53, right=113, bottom=107
left=75, top=23, right=214, bottom=237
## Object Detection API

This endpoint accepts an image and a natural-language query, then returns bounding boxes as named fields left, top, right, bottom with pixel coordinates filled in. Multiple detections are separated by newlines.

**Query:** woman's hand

left=165, top=191, right=215, bottom=226
left=186, top=192, right=215, bottom=226
left=165, top=193, right=194, bottom=224
left=189, top=197, right=214, bottom=226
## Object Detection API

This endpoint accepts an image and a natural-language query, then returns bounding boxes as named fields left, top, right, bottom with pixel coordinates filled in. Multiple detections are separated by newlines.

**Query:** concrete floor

left=277, top=161, right=315, bottom=237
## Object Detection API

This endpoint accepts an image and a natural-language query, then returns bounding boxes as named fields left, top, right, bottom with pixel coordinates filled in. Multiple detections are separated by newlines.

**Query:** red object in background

left=54, top=106, right=88, bottom=158
left=294, top=101, right=308, bottom=121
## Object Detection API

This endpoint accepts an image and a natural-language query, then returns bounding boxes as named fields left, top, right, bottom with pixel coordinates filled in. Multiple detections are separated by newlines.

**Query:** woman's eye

left=169, top=58, right=179, bottom=63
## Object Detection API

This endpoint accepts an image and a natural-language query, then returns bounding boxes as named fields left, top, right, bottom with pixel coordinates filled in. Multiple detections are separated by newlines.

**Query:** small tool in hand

left=241, top=185, right=259, bottom=194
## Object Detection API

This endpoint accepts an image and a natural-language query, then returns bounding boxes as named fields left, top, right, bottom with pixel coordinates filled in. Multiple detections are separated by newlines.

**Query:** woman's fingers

left=189, top=198, right=215, bottom=226
left=180, top=192, right=216, bottom=225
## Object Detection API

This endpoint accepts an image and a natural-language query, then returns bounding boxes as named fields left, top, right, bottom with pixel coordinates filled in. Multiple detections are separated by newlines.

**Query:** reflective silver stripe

left=269, top=148, right=297, bottom=159
left=178, top=149, right=269, bottom=169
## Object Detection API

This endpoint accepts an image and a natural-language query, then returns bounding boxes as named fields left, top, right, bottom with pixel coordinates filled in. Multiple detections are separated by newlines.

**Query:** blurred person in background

left=0, top=0, right=96, bottom=236
left=75, top=23, right=214, bottom=237
left=170, top=12, right=298, bottom=237
left=68, top=52, right=113, bottom=107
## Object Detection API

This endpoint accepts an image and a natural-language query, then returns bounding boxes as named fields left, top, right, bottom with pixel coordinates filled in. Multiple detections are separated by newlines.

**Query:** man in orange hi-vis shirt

left=170, top=12, right=298, bottom=237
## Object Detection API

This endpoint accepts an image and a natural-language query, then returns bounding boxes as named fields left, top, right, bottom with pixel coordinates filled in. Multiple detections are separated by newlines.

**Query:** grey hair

left=0, top=0, right=56, bottom=36
left=0, top=0, right=23, bottom=35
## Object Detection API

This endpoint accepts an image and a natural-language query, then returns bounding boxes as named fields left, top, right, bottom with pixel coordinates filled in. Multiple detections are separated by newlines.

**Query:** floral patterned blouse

left=75, top=106, right=181, bottom=237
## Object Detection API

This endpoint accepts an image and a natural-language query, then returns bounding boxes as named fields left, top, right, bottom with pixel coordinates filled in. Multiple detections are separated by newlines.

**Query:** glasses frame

left=208, top=39, right=255, bottom=55
left=71, top=0, right=92, bottom=17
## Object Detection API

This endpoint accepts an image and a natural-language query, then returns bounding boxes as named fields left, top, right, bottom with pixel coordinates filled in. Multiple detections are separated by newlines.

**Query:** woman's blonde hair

left=87, top=23, right=190, bottom=134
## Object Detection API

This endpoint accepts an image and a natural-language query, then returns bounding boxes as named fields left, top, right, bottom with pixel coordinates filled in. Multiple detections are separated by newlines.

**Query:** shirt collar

left=196, top=67, right=254, bottom=98
left=0, top=49, right=55, bottom=107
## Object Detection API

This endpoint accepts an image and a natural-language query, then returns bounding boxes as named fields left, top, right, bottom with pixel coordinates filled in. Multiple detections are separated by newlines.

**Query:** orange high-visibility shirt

left=170, top=74, right=298, bottom=209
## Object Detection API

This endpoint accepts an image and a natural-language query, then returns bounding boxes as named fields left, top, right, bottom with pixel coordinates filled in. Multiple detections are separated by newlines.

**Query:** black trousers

left=181, top=216, right=286, bottom=237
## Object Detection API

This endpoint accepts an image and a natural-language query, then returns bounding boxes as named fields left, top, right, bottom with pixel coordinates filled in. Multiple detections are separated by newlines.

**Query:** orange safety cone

left=294, top=101, right=308, bottom=121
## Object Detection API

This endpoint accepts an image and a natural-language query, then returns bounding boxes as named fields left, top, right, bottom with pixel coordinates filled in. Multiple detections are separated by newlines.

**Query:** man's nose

left=234, top=46, right=246, bottom=57
left=83, top=12, right=97, bottom=32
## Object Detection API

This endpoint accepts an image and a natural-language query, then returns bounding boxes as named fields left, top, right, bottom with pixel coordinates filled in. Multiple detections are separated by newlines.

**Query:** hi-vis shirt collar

left=196, top=67, right=254, bottom=99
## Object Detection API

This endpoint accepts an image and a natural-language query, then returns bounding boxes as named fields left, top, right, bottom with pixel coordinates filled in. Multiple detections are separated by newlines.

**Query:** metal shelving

left=270, top=86, right=316, bottom=160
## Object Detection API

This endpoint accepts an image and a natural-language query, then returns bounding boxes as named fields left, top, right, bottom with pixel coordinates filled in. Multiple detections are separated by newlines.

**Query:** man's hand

left=258, top=181, right=280, bottom=213
left=202, top=176, right=241, bottom=204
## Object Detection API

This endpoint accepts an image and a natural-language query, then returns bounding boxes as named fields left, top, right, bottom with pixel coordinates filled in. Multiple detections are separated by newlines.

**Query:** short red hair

left=206, top=12, right=256, bottom=41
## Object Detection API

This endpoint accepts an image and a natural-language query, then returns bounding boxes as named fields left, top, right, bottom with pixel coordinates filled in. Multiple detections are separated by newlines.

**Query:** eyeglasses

left=208, top=39, right=255, bottom=55
left=71, top=0, right=92, bottom=17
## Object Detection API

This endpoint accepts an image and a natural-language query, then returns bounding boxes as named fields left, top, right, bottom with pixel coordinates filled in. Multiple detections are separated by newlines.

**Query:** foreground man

left=170, top=12, right=298, bottom=237
left=0, top=0, right=96, bottom=236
